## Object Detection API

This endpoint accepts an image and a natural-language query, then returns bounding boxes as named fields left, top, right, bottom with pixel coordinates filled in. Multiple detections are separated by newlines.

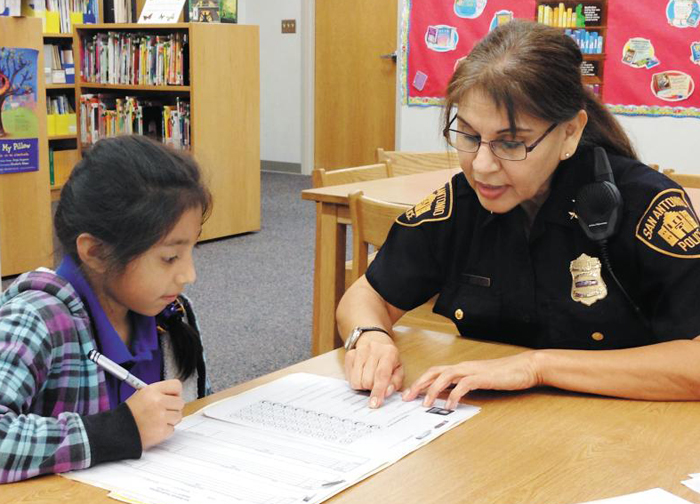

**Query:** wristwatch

left=344, top=326, right=391, bottom=351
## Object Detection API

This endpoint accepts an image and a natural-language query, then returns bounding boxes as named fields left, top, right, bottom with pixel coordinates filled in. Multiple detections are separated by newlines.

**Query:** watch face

left=345, top=328, right=361, bottom=350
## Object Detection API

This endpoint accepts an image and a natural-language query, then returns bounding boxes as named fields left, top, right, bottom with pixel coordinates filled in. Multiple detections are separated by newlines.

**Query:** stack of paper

left=571, top=488, right=694, bottom=504
left=682, top=473, right=700, bottom=495
left=65, top=373, right=481, bottom=504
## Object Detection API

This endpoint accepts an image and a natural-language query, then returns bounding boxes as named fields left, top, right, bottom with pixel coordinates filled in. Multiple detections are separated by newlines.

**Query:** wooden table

left=302, top=171, right=700, bottom=356
left=302, top=169, right=461, bottom=355
left=4, top=325, right=700, bottom=504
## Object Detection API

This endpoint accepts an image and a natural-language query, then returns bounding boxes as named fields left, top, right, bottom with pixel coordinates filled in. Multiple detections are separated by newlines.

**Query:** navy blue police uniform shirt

left=365, top=147, right=700, bottom=350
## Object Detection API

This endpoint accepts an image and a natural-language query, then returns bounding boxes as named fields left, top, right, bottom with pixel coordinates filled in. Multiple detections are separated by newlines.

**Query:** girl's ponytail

left=157, top=298, right=206, bottom=395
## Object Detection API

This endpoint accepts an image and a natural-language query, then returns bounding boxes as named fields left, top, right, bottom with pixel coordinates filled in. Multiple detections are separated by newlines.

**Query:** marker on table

left=88, top=349, right=147, bottom=390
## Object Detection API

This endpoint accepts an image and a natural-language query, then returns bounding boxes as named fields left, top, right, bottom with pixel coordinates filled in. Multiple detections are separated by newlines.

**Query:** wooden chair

left=376, top=148, right=459, bottom=176
left=311, top=163, right=394, bottom=289
left=662, top=168, right=700, bottom=189
left=348, top=191, right=457, bottom=334
left=311, top=163, right=392, bottom=189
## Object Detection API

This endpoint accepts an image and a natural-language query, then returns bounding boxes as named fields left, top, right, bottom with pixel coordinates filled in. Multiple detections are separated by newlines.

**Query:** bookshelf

left=0, top=17, right=54, bottom=277
left=43, top=11, right=102, bottom=200
left=73, top=23, right=261, bottom=241
left=535, top=0, right=607, bottom=97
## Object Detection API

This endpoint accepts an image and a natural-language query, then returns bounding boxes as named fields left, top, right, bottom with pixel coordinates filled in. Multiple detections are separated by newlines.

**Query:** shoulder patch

left=396, top=180, right=453, bottom=227
left=635, top=188, right=700, bottom=258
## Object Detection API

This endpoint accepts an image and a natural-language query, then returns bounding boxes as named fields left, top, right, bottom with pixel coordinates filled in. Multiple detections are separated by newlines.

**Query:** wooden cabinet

left=535, top=1, right=607, bottom=97
left=0, top=17, right=54, bottom=277
left=73, top=23, right=260, bottom=241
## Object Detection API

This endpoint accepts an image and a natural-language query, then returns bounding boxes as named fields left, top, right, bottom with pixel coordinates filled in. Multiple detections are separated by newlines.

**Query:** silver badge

left=570, top=253, right=607, bottom=306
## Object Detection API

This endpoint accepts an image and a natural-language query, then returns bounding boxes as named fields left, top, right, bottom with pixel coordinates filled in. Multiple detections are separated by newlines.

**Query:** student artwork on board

left=621, top=38, right=660, bottom=69
left=690, top=41, right=700, bottom=65
left=425, top=25, right=459, bottom=52
left=666, top=0, right=700, bottom=28
left=0, top=47, right=39, bottom=175
left=606, top=0, right=700, bottom=117
left=403, top=0, right=534, bottom=106
left=454, top=0, right=487, bottom=19
left=651, top=70, right=695, bottom=102
left=489, top=10, right=513, bottom=31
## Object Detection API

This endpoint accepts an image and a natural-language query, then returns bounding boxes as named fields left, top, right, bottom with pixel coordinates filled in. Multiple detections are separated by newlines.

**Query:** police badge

left=569, top=253, right=607, bottom=306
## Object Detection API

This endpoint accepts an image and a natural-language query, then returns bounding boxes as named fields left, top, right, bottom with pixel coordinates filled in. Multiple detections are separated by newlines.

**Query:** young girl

left=0, top=135, right=212, bottom=483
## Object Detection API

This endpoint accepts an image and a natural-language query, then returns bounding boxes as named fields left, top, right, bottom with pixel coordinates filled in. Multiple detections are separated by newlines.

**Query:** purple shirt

left=56, top=256, right=162, bottom=408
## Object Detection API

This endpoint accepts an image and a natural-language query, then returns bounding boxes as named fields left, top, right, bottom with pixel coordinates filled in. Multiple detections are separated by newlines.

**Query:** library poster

left=606, top=1, right=700, bottom=118
left=402, top=0, right=536, bottom=105
left=0, top=47, right=39, bottom=175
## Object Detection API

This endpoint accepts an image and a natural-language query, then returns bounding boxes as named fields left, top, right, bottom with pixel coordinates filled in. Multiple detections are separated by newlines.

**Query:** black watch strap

left=345, top=326, right=391, bottom=351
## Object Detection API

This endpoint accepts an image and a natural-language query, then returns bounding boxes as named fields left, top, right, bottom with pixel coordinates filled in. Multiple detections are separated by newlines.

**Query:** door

left=315, top=0, right=397, bottom=170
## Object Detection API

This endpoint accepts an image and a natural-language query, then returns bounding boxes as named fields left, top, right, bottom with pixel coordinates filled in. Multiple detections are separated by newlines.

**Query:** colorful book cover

left=220, top=0, right=236, bottom=23
left=189, top=0, right=220, bottom=22
left=188, top=0, right=235, bottom=22
left=0, top=47, right=40, bottom=175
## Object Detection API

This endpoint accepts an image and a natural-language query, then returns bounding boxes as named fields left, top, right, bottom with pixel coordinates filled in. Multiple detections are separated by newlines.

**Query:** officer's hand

left=345, top=331, right=404, bottom=409
left=402, top=351, right=541, bottom=410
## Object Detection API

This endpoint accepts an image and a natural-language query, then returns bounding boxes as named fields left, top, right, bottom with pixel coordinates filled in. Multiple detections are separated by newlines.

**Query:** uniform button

left=591, top=332, right=604, bottom=341
left=522, top=315, right=531, bottom=323
left=454, top=309, right=464, bottom=320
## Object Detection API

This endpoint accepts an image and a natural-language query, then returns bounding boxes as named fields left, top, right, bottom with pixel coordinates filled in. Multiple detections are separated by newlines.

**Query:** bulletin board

left=606, top=1, right=700, bottom=118
left=401, top=0, right=535, bottom=106
left=403, top=0, right=700, bottom=118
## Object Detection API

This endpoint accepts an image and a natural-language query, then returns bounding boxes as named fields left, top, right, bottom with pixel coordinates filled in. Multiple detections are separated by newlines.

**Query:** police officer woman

left=337, top=20, right=700, bottom=409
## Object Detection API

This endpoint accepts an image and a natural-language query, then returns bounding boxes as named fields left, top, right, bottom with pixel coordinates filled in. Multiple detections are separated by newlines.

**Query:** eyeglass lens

left=447, top=131, right=527, bottom=161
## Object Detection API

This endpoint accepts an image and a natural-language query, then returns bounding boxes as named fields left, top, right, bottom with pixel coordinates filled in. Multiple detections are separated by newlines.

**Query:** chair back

left=662, top=168, right=700, bottom=189
left=376, top=148, right=459, bottom=176
left=348, top=190, right=410, bottom=283
left=312, top=163, right=392, bottom=188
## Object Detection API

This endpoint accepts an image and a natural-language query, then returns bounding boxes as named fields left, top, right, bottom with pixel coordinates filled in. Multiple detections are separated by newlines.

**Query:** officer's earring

left=565, top=152, right=571, bottom=158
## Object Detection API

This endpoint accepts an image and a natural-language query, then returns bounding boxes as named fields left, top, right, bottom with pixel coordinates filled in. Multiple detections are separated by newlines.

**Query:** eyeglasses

left=444, top=116, right=558, bottom=161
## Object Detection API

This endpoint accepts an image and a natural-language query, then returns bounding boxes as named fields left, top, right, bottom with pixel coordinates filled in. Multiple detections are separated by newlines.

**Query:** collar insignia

left=396, top=181, right=453, bottom=227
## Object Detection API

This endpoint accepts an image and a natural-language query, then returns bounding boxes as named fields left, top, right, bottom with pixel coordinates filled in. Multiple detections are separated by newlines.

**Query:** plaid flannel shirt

left=0, top=269, right=209, bottom=483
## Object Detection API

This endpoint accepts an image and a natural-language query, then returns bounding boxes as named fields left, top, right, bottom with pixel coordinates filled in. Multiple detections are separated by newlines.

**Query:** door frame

left=301, top=0, right=315, bottom=175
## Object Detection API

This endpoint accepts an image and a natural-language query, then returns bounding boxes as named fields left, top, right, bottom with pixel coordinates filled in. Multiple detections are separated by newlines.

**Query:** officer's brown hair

left=442, top=20, right=637, bottom=160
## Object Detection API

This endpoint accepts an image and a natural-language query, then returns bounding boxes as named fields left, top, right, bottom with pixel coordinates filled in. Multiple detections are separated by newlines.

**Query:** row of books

left=537, top=3, right=601, bottom=28
left=23, top=0, right=98, bottom=33
left=43, top=43, right=75, bottom=84
left=111, top=0, right=134, bottom=23
left=80, top=32, right=188, bottom=86
left=79, top=94, right=190, bottom=149
left=564, top=29, right=603, bottom=54
left=47, top=94, right=74, bottom=115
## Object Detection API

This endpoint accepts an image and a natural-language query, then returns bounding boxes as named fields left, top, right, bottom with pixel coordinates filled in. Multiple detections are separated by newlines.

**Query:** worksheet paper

left=64, top=373, right=480, bottom=504
left=682, top=473, right=700, bottom=495
left=571, top=488, right=694, bottom=504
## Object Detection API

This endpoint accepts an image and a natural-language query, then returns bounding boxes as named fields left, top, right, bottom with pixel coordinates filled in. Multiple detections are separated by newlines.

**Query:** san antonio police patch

left=635, top=188, right=700, bottom=258
left=396, top=181, right=453, bottom=227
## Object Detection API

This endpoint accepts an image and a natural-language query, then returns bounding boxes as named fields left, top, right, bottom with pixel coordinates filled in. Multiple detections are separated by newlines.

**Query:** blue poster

left=0, top=47, right=40, bottom=175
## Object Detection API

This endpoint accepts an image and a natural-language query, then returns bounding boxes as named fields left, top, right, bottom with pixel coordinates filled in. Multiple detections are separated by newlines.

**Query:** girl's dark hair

left=54, top=135, right=213, bottom=380
left=443, top=20, right=637, bottom=160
